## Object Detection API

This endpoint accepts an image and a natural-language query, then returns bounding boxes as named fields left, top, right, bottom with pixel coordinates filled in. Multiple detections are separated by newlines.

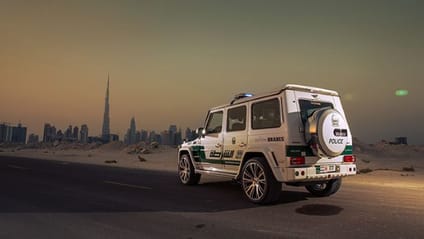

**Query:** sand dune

left=353, top=138, right=424, bottom=173
left=0, top=142, right=178, bottom=172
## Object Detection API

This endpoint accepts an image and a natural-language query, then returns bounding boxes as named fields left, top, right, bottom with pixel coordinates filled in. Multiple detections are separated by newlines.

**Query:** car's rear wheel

left=241, top=157, right=281, bottom=204
left=305, top=178, right=342, bottom=197
left=178, top=154, right=201, bottom=185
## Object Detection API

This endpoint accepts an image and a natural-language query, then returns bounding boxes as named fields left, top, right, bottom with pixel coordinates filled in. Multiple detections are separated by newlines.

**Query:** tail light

left=343, top=155, right=356, bottom=163
left=290, top=157, right=305, bottom=165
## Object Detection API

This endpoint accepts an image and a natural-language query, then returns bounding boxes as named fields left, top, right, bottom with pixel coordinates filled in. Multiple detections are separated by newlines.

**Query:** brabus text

left=267, top=137, right=284, bottom=142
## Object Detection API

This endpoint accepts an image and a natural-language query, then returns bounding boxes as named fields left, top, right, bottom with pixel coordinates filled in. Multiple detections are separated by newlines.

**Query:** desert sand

left=0, top=141, right=178, bottom=172
left=1, top=139, right=423, bottom=189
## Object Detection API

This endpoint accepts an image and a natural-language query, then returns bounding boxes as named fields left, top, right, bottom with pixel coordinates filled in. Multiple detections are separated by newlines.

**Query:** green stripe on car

left=191, top=145, right=206, bottom=162
left=342, top=145, right=353, bottom=155
left=191, top=146, right=241, bottom=166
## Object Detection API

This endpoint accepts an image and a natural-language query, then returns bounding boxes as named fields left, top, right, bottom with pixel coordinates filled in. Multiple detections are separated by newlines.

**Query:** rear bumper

left=284, top=163, right=356, bottom=182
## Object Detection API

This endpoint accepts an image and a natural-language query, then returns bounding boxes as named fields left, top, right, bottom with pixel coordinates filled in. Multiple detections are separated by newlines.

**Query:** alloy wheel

left=242, top=161, right=267, bottom=201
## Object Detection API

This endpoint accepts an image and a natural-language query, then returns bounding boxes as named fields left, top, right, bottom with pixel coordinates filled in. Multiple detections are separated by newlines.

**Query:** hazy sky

left=1, top=0, right=423, bottom=144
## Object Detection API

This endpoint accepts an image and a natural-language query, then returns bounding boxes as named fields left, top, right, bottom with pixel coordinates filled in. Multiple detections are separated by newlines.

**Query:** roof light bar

left=231, top=93, right=254, bottom=104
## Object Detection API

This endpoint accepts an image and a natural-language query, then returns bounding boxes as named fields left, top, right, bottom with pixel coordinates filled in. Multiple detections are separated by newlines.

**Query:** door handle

left=215, top=143, right=222, bottom=148
left=239, top=142, right=246, bottom=147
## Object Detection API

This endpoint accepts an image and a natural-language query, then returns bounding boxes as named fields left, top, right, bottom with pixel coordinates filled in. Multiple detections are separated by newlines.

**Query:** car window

left=205, top=111, right=223, bottom=134
left=298, top=100, right=333, bottom=125
left=227, top=106, right=246, bottom=132
left=251, top=98, right=281, bottom=129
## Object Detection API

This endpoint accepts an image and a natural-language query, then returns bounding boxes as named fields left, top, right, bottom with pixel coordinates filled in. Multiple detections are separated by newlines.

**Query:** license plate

left=316, top=165, right=336, bottom=174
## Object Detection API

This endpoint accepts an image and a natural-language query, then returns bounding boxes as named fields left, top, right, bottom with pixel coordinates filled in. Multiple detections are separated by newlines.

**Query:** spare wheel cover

left=316, top=109, right=348, bottom=157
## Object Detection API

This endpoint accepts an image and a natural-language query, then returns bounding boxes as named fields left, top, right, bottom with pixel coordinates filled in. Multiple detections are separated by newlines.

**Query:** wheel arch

left=236, top=149, right=284, bottom=181
left=178, top=149, right=197, bottom=171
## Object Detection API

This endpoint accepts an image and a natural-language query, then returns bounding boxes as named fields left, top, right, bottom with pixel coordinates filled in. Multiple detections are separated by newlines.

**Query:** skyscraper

left=140, top=130, right=148, bottom=142
left=124, top=117, right=137, bottom=145
left=101, top=74, right=110, bottom=141
left=185, top=127, right=197, bottom=141
left=129, top=117, right=136, bottom=144
left=73, top=126, right=79, bottom=140
left=161, top=130, right=170, bottom=145
left=43, top=123, right=56, bottom=143
left=65, top=125, right=73, bottom=140
left=0, top=123, right=10, bottom=143
left=169, top=125, right=177, bottom=145
left=0, top=123, right=27, bottom=144
left=28, top=134, right=39, bottom=144
left=12, top=123, right=27, bottom=144
left=80, top=124, right=88, bottom=144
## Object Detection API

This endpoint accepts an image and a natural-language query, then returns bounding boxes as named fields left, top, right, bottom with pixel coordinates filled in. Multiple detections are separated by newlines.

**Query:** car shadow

left=295, top=204, right=344, bottom=216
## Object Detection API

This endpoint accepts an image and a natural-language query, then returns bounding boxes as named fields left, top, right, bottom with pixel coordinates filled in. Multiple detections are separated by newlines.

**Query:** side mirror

left=196, top=127, right=205, bottom=138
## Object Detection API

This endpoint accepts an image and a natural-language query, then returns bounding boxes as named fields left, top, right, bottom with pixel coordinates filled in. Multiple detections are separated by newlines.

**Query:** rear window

left=299, top=100, right=333, bottom=124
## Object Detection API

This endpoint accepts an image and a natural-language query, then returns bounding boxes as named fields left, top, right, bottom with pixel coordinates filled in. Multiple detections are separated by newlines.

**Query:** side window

left=227, top=106, right=246, bottom=132
left=205, top=111, right=223, bottom=134
left=251, top=98, right=281, bottom=130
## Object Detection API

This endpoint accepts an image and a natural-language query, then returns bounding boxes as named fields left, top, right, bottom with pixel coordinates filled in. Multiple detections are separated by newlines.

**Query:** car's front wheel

left=241, top=157, right=281, bottom=204
left=178, top=154, right=201, bottom=185
left=305, top=178, right=342, bottom=197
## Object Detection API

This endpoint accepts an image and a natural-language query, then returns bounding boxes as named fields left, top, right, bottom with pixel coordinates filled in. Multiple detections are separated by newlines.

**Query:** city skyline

left=11, top=120, right=189, bottom=145
left=1, top=75, right=198, bottom=141
left=1, top=1, right=423, bottom=144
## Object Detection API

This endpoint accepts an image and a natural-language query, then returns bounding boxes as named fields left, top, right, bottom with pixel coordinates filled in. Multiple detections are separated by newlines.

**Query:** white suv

left=178, top=84, right=356, bottom=204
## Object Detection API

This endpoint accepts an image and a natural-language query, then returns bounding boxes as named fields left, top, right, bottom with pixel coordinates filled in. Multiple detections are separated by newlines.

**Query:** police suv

left=178, top=84, right=356, bottom=204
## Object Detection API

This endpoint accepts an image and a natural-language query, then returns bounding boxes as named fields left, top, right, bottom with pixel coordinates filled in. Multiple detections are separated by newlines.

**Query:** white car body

left=178, top=84, right=356, bottom=204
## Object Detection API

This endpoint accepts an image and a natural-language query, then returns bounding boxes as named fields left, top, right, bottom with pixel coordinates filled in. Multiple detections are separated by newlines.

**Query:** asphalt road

left=1, top=156, right=423, bottom=239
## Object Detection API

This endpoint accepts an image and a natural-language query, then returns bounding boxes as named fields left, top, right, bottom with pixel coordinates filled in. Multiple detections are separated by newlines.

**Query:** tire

left=305, top=178, right=342, bottom=197
left=241, top=157, right=282, bottom=204
left=178, top=154, right=201, bottom=185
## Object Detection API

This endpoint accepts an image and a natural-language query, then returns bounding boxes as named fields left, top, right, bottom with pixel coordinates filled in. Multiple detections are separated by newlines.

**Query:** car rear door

left=222, top=104, right=248, bottom=172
